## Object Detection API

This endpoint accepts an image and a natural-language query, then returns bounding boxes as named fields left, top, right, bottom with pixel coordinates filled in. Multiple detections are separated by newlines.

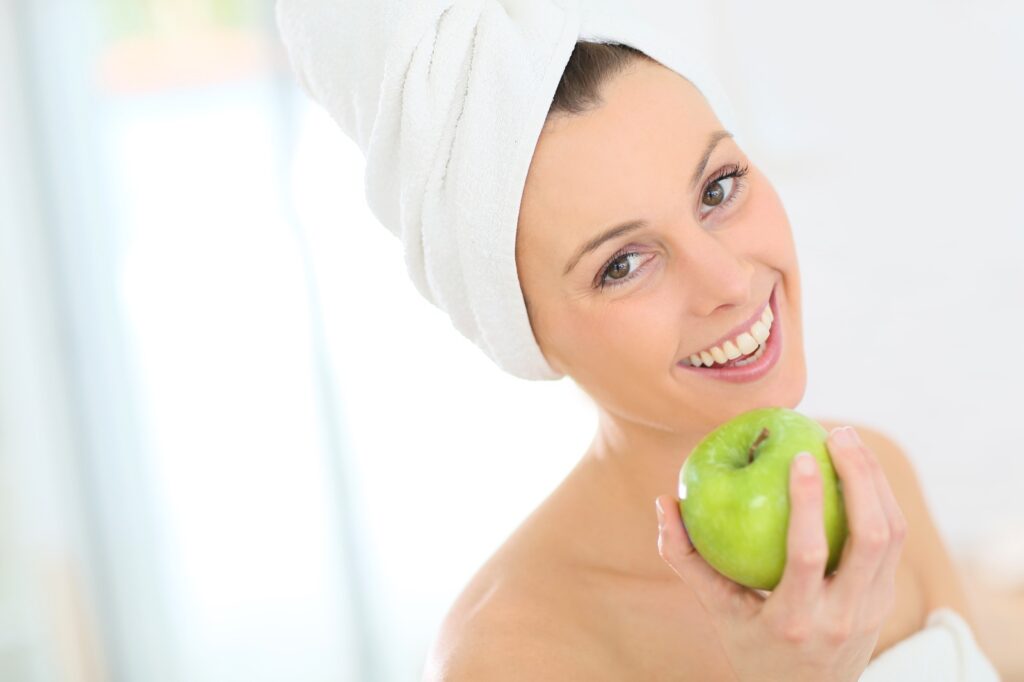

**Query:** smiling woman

left=515, top=48, right=808, bottom=424
left=431, top=42, right=999, bottom=682
left=274, top=2, right=1002, bottom=680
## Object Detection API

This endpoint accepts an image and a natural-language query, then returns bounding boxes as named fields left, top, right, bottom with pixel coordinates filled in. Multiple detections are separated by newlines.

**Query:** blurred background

left=1, top=0, right=1021, bottom=681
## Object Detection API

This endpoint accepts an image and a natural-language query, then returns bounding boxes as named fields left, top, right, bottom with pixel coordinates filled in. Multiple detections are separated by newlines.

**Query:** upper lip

left=685, top=284, right=774, bottom=359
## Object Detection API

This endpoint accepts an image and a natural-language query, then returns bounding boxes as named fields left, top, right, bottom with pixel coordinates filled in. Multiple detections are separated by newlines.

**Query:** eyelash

left=594, top=163, right=750, bottom=290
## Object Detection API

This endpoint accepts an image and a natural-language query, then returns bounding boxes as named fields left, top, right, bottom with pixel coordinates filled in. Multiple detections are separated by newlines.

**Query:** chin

left=691, top=343, right=809, bottom=428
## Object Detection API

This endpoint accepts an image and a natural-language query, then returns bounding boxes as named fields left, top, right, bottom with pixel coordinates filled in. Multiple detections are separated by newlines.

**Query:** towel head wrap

left=276, top=0, right=741, bottom=380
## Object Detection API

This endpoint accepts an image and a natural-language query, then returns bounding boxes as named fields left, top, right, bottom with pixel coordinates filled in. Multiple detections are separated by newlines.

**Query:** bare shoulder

left=816, top=419, right=920, bottom=502
left=815, top=417, right=975, bottom=629
left=421, top=569, right=618, bottom=682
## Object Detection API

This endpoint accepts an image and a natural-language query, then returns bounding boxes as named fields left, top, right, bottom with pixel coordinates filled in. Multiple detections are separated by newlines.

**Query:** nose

left=682, top=230, right=755, bottom=317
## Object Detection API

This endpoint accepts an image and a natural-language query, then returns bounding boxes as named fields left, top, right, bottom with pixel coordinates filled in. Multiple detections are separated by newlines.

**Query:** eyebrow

left=562, top=129, right=734, bottom=277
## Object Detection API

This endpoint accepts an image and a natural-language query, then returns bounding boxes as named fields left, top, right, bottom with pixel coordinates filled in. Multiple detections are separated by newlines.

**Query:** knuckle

left=891, top=514, right=909, bottom=543
left=782, top=623, right=811, bottom=644
left=866, top=527, right=891, bottom=550
left=854, top=523, right=890, bottom=552
left=774, top=615, right=811, bottom=644
left=793, top=545, right=829, bottom=569
left=825, top=617, right=853, bottom=644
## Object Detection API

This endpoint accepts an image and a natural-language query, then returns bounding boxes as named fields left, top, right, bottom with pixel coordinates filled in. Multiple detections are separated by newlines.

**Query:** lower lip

left=675, top=285, right=783, bottom=383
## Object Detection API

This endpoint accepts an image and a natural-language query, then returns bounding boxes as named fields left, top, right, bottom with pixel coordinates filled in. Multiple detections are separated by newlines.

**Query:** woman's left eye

left=700, top=164, right=749, bottom=216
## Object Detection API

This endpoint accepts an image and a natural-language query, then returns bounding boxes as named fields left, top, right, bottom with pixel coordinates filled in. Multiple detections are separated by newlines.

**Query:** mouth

left=675, top=283, right=783, bottom=382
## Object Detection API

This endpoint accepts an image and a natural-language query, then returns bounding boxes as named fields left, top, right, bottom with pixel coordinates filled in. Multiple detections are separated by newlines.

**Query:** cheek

left=561, top=298, right=680, bottom=374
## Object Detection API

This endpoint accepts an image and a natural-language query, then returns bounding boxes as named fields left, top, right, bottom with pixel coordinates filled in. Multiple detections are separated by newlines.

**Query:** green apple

left=678, top=406, right=849, bottom=590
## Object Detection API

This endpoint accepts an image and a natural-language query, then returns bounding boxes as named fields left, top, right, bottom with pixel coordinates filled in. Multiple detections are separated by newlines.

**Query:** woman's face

left=516, top=59, right=806, bottom=434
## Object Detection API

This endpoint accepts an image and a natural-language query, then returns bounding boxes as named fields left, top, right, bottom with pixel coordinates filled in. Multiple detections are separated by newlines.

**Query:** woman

left=422, top=43, right=991, bottom=681
left=275, top=2, right=999, bottom=678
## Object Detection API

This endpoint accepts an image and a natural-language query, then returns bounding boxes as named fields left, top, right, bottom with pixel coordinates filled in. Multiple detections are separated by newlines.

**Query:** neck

left=566, top=407, right=708, bottom=580
left=586, top=407, right=706, bottom=508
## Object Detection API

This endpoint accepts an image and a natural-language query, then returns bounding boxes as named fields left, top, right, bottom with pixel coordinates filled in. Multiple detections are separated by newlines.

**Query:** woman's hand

left=655, top=425, right=907, bottom=682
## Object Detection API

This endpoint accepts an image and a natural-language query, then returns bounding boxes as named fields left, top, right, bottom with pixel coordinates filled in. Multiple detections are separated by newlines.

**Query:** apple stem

left=748, top=427, right=770, bottom=464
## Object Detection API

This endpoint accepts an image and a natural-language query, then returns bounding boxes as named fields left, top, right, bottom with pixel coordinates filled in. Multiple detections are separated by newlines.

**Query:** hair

left=547, top=40, right=655, bottom=118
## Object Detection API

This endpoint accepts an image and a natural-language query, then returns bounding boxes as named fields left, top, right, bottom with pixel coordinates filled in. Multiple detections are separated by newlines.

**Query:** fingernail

left=831, top=426, right=857, bottom=446
left=655, top=498, right=665, bottom=529
left=795, top=451, right=816, bottom=475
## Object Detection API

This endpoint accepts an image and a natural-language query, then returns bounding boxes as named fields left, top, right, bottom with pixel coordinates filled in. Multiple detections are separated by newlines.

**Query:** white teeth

left=751, top=321, right=770, bottom=344
left=710, top=346, right=728, bottom=364
left=683, top=300, right=776, bottom=368
left=736, top=332, right=758, bottom=355
left=732, top=340, right=767, bottom=367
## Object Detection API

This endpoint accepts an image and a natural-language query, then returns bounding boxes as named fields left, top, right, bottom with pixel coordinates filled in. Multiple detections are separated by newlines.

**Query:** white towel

left=860, top=608, right=1002, bottom=682
left=275, top=0, right=741, bottom=380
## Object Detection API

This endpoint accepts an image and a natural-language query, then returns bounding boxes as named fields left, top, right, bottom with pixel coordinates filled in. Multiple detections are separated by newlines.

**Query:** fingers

left=770, top=452, right=828, bottom=614
left=827, top=427, right=892, bottom=603
left=861, top=434, right=908, bottom=589
left=655, top=494, right=744, bottom=612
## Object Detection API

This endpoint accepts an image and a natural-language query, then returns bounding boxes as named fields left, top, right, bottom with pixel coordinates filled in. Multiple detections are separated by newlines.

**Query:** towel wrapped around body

left=860, top=608, right=1001, bottom=682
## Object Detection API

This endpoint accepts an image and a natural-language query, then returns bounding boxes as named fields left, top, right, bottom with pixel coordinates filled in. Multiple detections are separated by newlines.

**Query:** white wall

left=711, top=1, right=1024, bottom=558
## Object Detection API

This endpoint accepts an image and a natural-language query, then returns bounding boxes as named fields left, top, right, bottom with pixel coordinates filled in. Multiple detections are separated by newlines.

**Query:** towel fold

left=275, top=0, right=740, bottom=379
left=860, top=607, right=1001, bottom=682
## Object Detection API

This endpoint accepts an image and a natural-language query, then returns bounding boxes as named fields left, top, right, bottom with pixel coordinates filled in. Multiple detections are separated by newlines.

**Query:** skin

left=422, top=59, right=979, bottom=681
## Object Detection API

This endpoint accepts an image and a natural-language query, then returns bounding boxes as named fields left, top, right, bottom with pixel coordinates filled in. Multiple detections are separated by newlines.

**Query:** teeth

left=732, top=339, right=767, bottom=367
left=682, top=301, right=776, bottom=368
left=736, top=332, right=758, bottom=355
left=710, top=346, right=728, bottom=364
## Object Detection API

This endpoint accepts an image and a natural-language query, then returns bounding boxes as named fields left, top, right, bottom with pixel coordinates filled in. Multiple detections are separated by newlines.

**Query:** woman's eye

left=700, top=176, right=735, bottom=215
left=698, top=164, right=749, bottom=217
left=597, top=252, right=649, bottom=289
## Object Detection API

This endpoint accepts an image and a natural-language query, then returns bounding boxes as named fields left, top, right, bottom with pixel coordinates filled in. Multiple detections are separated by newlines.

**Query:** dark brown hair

left=547, top=40, right=654, bottom=118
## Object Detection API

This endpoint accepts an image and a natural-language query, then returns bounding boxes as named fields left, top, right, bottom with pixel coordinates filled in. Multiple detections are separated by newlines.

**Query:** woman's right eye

left=596, top=251, right=653, bottom=290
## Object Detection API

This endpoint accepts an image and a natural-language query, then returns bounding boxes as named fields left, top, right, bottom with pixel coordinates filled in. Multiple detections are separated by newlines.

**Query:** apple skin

left=678, top=407, right=849, bottom=591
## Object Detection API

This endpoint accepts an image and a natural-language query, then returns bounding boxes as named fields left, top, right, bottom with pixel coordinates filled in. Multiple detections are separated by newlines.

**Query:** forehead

left=519, top=61, right=723, bottom=253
